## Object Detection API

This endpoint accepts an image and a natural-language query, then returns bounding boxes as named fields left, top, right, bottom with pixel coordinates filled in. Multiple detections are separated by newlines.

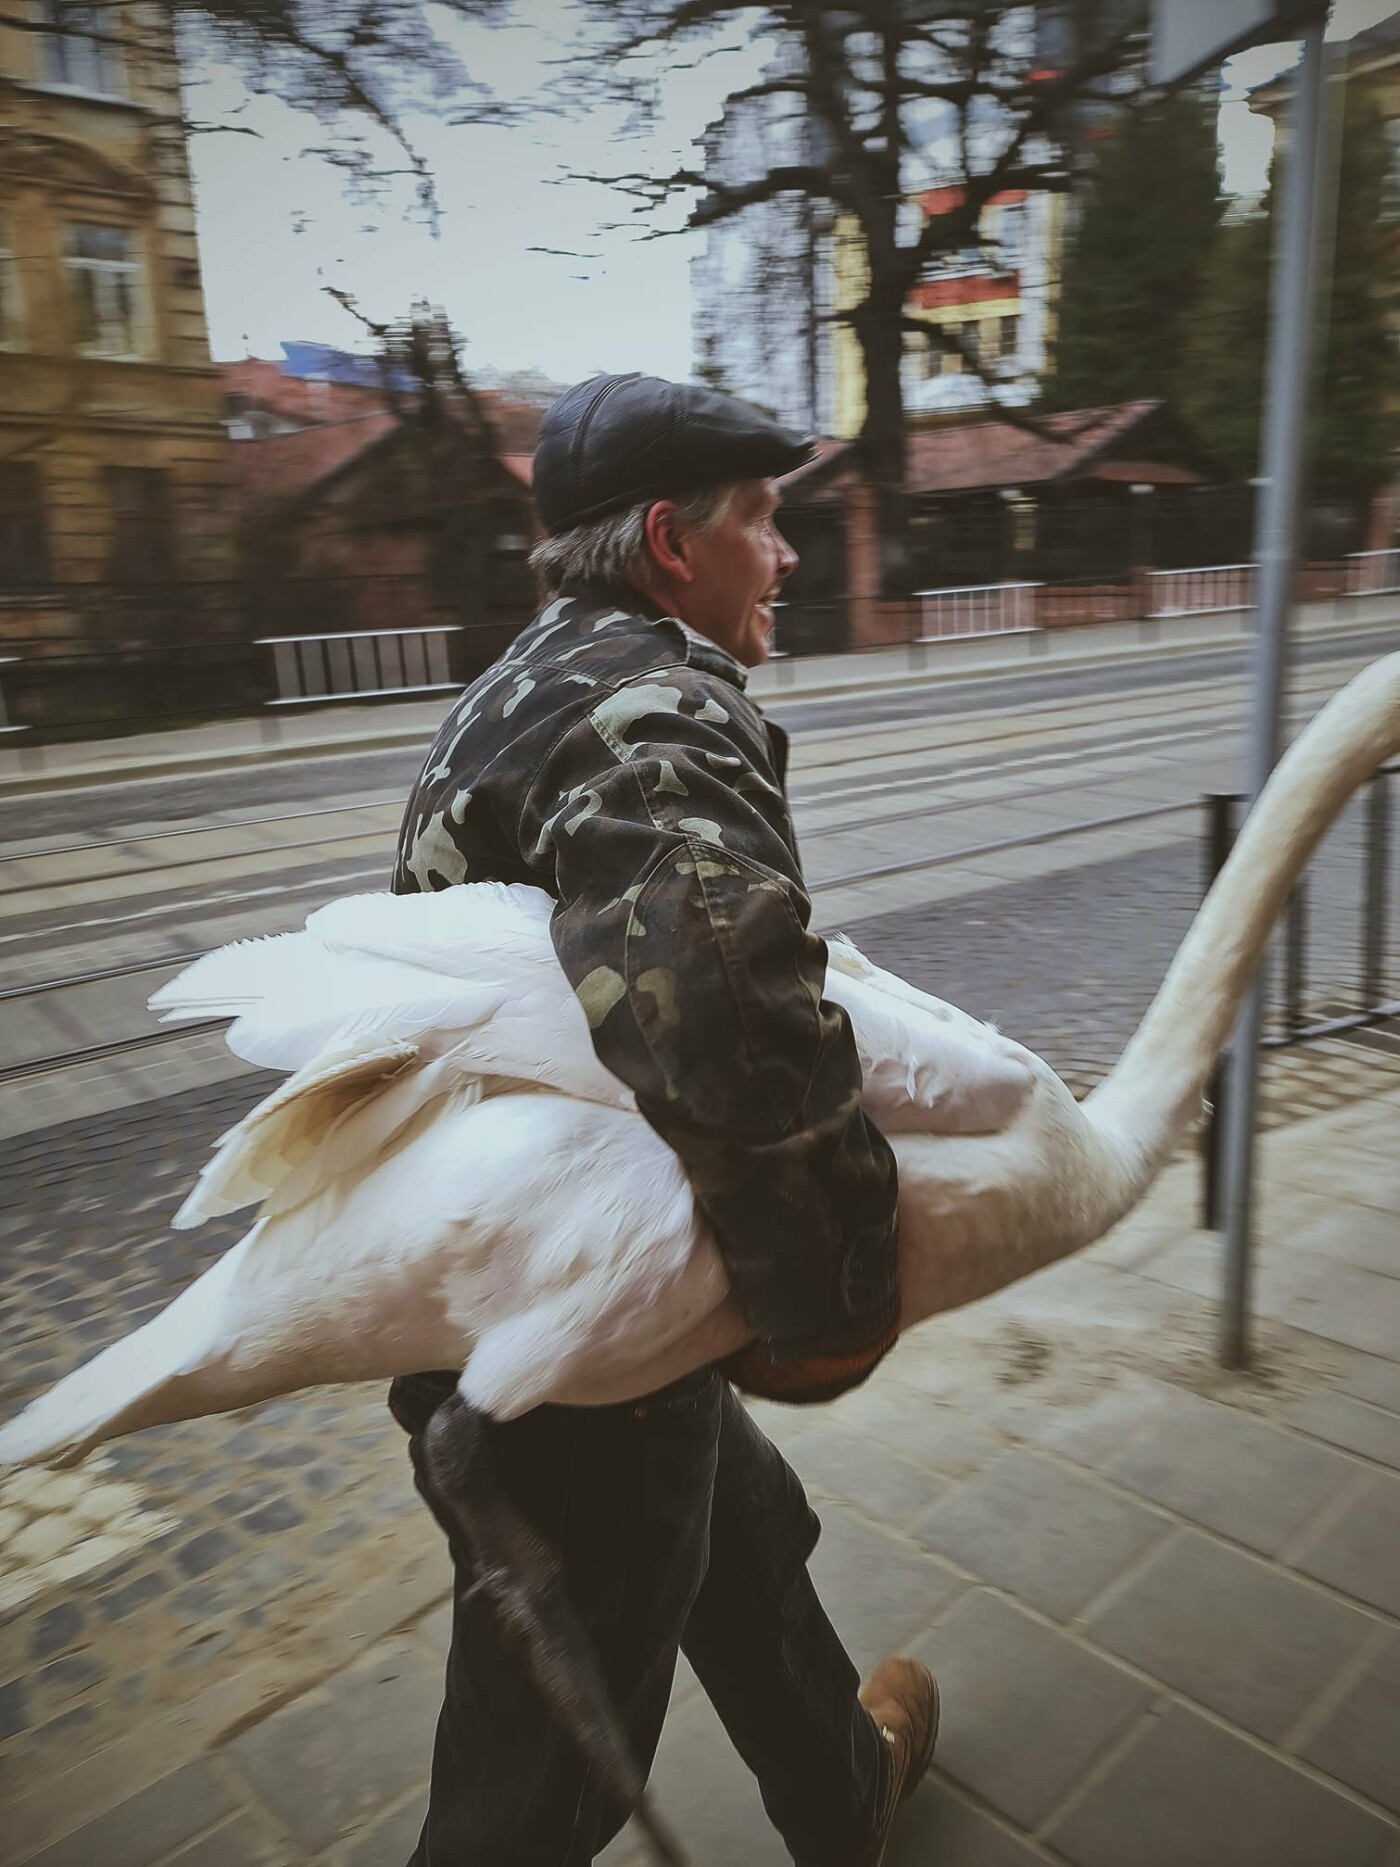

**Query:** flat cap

left=532, top=372, right=816, bottom=535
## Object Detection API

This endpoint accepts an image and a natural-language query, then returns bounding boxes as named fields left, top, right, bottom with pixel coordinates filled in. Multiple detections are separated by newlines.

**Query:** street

left=1, top=625, right=1398, bottom=1866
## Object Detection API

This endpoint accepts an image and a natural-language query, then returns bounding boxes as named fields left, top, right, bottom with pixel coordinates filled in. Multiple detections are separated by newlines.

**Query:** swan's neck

left=1087, top=654, right=1400, bottom=1167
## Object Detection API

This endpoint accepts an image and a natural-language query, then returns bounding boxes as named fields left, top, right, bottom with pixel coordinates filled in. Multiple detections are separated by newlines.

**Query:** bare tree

left=2, top=0, right=515, bottom=215
left=558, top=1, right=1147, bottom=592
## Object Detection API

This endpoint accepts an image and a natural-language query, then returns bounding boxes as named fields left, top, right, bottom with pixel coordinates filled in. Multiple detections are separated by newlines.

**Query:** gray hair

left=529, top=482, right=738, bottom=601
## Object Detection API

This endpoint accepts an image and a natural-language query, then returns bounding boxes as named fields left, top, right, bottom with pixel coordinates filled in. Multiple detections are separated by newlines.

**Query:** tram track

left=0, top=797, right=1205, bottom=1086
left=0, top=662, right=1352, bottom=900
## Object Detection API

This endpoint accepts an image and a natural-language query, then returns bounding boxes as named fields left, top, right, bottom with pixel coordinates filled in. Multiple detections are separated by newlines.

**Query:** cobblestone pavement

left=1, top=811, right=1397, bottom=1859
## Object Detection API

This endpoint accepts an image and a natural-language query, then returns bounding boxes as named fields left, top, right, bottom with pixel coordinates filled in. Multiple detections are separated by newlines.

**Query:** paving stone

left=1046, top=1701, right=1393, bottom=1867
left=913, top=1450, right=1169, bottom=1620
left=1300, top=1632, right=1400, bottom=1815
left=785, top=1421, right=950, bottom=1527
left=336, top=1794, right=427, bottom=1867
left=1287, top=1391, right=1400, bottom=1472
left=1292, top=1473, right=1400, bottom=1618
left=1270, top=1259, right=1400, bottom=1359
left=824, top=1387, right=1009, bottom=1478
left=631, top=1684, right=789, bottom=1865
left=808, top=1503, right=965, bottom=1667
left=0, top=1673, right=30, bottom=1740
left=27, top=1603, right=84, bottom=1660
left=1084, top=1531, right=1373, bottom=1744
left=22, top=1761, right=240, bottom=1867
left=1288, top=1207, right=1400, bottom=1279
left=1339, top=1357, right=1400, bottom=1416
left=242, top=1496, right=305, bottom=1535
left=1015, top=1370, right=1182, bottom=1467
left=886, top=1784, right=1043, bottom=1866
left=1104, top=1388, right=1357, bottom=1556
left=172, top=1528, right=239, bottom=1581
left=912, top=1590, right=1151, bottom=1830
left=162, top=1811, right=290, bottom=1867
left=222, top=1636, right=441, bottom=1855
left=93, top=1568, right=167, bottom=1628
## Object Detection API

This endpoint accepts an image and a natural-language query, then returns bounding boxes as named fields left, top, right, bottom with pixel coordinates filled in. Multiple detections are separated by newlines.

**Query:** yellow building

left=0, top=0, right=231, bottom=608
left=831, top=185, right=1063, bottom=439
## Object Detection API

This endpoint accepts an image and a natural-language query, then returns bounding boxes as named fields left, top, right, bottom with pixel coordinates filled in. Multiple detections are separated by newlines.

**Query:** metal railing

left=1146, top=564, right=1255, bottom=616
left=256, top=625, right=461, bottom=707
left=1347, top=548, right=1400, bottom=595
left=1199, top=762, right=1398, bottom=1228
left=916, top=581, right=1037, bottom=639
left=0, top=656, right=27, bottom=737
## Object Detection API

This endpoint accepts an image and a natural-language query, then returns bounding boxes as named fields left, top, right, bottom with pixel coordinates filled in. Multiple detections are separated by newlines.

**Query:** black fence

left=0, top=576, right=530, bottom=740
left=1200, top=764, right=1399, bottom=1228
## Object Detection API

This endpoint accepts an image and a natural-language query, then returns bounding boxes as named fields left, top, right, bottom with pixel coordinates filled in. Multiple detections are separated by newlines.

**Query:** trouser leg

left=682, top=1388, right=893, bottom=1867
left=392, top=1369, right=723, bottom=1867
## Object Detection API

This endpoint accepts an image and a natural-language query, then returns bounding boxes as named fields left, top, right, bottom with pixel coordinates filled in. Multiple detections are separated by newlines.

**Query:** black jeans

left=390, top=1369, right=892, bottom=1866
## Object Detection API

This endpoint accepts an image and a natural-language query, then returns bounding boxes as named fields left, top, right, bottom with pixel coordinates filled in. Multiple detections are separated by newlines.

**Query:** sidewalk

left=1, top=1081, right=1396, bottom=1866
left=3, top=593, right=1394, bottom=798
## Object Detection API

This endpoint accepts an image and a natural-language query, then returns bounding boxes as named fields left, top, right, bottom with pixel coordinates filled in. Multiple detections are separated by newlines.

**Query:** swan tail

left=0, top=1242, right=246, bottom=1467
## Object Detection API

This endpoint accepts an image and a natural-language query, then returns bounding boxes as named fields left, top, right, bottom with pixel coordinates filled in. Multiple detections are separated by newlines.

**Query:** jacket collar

left=554, top=581, right=749, bottom=691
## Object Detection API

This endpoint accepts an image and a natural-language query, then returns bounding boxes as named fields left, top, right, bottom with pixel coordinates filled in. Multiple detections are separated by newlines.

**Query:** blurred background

left=0, top=4, right=1397, bottom=1865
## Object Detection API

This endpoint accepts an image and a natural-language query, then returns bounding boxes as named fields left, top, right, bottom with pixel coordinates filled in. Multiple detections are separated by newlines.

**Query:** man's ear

left=643, top=500, right=695, bottom=584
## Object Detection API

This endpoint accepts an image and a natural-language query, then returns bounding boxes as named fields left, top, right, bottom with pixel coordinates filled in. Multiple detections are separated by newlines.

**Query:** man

left=389, top=373, right=939, bottom=1865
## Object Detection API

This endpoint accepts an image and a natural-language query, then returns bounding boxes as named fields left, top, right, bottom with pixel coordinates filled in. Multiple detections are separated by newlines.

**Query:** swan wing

left=173, top=1038, right=420, bottom=1228
left=153, top=886, right=630, bottom=1108
left=824, top=939, right=1035, bottom=1134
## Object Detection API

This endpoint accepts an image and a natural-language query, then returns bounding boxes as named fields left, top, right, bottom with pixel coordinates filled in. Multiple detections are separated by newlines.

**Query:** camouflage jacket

left=393, top=586, right=900, bottom=1360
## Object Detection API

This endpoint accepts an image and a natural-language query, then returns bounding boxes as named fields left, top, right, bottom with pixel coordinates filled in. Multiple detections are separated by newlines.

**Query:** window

left=0, top=462, right=52, bottom=589
left=0, top=218, right=22, bottom=349
left=999, top=315, right=1020, bottom=362
left=107, top=467, right=174, bottom=580
left=66, top=224, right=143, bottom=356
left=38, top=0, right=124, bottom=95
left=962, top=321, right=981, bottom=367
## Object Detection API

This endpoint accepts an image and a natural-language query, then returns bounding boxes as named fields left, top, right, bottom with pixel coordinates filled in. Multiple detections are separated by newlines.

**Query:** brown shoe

left=857, top=1657, right=940, bottom=1865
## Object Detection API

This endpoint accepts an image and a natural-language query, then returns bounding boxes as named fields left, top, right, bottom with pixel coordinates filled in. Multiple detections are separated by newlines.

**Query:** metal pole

left=1219, top=12, right=1334, bottom=1369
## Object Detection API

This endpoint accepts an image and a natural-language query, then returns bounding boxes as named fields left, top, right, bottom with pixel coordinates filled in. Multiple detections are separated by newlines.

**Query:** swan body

left=2, top=652, right=1397, bottom=1467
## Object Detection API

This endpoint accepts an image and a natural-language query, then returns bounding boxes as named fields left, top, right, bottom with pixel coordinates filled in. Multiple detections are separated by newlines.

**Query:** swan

left=0, top=652, right=1396, bottom=1450
left=2, top=651, right=1395, bottom=1867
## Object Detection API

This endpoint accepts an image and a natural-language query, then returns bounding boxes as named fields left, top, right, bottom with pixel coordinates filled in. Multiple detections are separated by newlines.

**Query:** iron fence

left=1199, top=763, right=1399, bottom=1228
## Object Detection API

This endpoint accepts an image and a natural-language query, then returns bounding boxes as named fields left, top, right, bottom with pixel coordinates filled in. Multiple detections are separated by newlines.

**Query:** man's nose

left=774, top=527, right=798, bottom=581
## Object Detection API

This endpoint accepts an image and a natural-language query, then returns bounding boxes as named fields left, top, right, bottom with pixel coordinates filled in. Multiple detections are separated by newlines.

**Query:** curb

left=2, top=613, right=1395, bottom=801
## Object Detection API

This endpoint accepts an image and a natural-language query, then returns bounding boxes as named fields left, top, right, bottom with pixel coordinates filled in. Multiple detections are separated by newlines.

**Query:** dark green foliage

left=1183, top=88, right=1398, bottom=501
left=1047, top=87, right=1221, bottom=414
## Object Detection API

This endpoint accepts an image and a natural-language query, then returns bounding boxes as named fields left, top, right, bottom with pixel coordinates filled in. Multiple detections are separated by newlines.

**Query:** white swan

left=1, top=652, right=1396, bottom=1467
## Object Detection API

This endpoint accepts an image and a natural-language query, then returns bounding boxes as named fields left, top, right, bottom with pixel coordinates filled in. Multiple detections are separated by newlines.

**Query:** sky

left=186, top=1, right=1398, bottom=383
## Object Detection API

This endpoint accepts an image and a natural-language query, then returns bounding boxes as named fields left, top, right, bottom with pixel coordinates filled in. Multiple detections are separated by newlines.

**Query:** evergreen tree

left=1182, top=88, right=1398, bottom=503
left=1047, top=87, right=1221, bottom=415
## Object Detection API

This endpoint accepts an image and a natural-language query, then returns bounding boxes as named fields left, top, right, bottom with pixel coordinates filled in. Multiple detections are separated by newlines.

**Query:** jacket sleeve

left=518, top=666, right=900, bottom=1362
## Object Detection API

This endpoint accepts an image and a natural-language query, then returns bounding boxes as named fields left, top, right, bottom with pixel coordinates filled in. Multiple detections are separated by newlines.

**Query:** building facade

left=0, top=0, right=232, bottom=617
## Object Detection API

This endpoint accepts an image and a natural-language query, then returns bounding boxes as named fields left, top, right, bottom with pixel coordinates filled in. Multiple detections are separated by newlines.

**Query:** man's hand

left=721, top=1319, right=899, bottom=1405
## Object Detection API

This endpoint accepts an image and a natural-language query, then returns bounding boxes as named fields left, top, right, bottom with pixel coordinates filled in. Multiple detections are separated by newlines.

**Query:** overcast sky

left=186, top=0, right=1397, bottom=383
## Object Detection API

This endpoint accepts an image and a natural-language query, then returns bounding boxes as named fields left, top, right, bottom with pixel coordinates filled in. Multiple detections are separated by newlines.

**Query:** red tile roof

left=782, top=402, right=1172, bottom=498
left=230, top=413, right=398, bottom=511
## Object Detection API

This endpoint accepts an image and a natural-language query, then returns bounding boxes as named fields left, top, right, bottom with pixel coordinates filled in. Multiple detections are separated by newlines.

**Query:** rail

left=915, top=581, right=1037, bottom=639
left=256, top=625, right=461, bottom=707
left=1199, top=761, right=1399, bottom=1227
left=1146, top=564, right=1255, bottom=617
left=1347, top=548, right=1400, bottom=596
left=0, top=656, right=27, bottom=737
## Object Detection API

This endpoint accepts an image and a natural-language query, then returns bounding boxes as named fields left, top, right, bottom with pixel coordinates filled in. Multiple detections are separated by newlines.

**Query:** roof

left=221, top=359, right=386, bottom=427
left=230, top=412, right=399, bottom=511
left=905, top=401, right=1162, bottom=493
left=782, top=402, right=1172, bottom=497
left=223, top=357, right=545, bottom=514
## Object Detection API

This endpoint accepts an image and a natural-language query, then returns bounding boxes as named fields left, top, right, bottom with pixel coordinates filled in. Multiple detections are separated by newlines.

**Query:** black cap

left=532, top=373, right=816, bottom=535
